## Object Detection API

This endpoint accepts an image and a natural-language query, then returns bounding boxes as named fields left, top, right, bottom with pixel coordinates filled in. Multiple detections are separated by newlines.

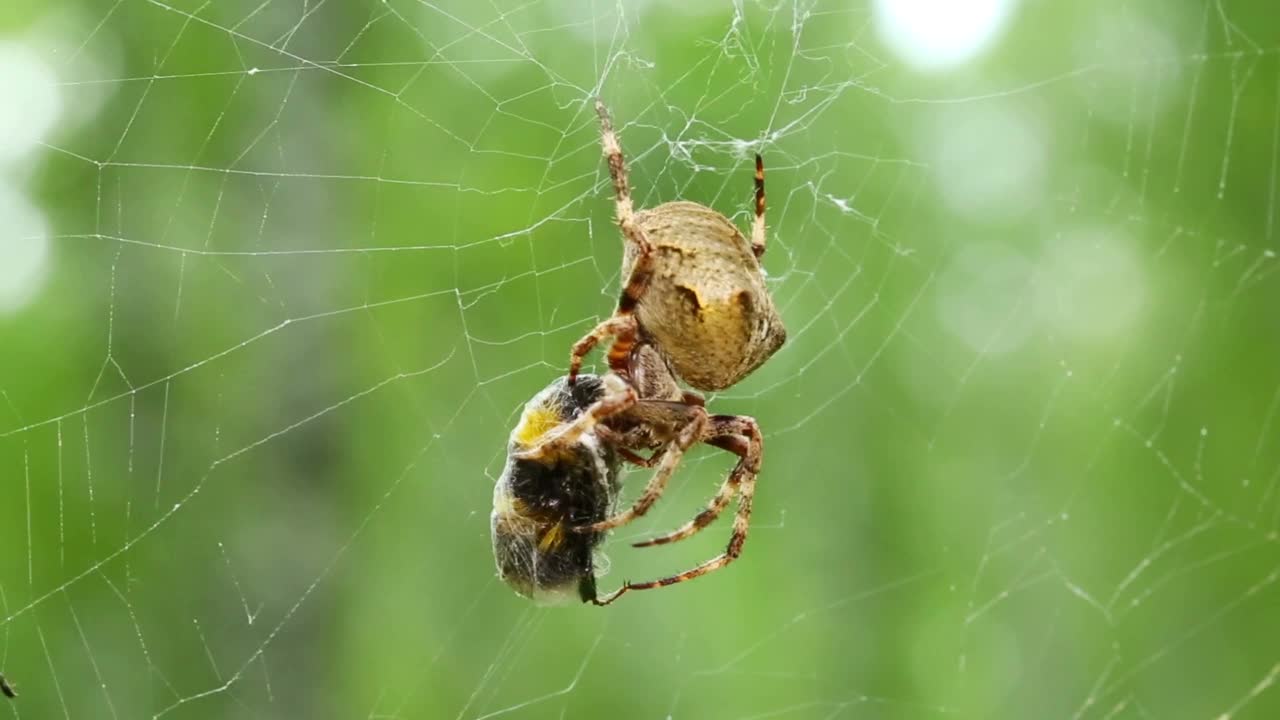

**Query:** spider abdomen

left=628, top=201, right=787, bottom=391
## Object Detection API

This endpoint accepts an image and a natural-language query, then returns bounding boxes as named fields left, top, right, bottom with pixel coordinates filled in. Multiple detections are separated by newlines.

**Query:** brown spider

left=522, top=98, right=785, bottom=603
left=568, top=99, right=787, bottom=392
left=494, top=99, right=785, bottom=605
left=492, top=343, right=761, bottom=605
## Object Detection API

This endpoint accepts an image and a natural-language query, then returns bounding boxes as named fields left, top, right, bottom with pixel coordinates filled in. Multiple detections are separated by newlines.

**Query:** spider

left=492, top=343, right=761, bottom=605
left=568, top=98, right=787, bottom=393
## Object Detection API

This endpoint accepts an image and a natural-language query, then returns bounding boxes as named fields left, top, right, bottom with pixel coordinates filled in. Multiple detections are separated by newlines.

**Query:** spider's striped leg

left=595, top=98, right=653, bottom=284
left=750, top=153, right=767, bottom=259
left=631, top=433, right=749, bottom=548
left=591, top=415, right=761, bottom=606
left=595, top=426, right=662, bottom=467
left=574, top=403, right=707, bottom=534
left=568, top=314, right=636, bottom=384
left=571, top=99, right=659, bottom=385
left=598, top=96, right=657, bottom=372
left=595, top=98, right=634, bottom=222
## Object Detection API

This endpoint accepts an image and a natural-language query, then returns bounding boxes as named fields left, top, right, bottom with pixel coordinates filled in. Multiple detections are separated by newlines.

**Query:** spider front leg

left=750, top=153, right=767, bottom=259
left=595, top=98, right=656, bottom=290
left=568, top=314, right=636, bottom=384
left=595, top=426, right=662, bottom=467
left=595, top=99, right=634, bottom=224
left=592, top=415, right=762, bottom=606
left=573, top=402, right=708, bottom=535
left=566, top=222, right=655, bottom=384
left=567, top=99, right=660, bottom=386
left=631, top=432, right=750, bottom=548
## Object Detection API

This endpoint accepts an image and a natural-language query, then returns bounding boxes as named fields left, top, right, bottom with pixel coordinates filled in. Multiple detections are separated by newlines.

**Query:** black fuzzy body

left=491, top=375, right=622, bottom=603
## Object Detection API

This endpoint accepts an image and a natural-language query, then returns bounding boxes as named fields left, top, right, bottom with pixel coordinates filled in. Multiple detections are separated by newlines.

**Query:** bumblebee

left=490, top=373, right=631, bottom=604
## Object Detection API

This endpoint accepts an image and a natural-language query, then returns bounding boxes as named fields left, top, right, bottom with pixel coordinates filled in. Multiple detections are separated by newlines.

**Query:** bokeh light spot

left=872, top=0, right=1017, bottom=71
left=0, top=43, right=61, bottom=164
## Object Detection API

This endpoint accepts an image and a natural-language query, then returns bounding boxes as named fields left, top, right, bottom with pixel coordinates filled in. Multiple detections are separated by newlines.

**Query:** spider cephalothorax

left=568, top=99, right=786, bottom=392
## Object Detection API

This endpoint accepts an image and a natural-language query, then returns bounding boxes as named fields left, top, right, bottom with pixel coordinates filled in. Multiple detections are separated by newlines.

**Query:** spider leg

left=595, top=98, right=634, bottom=226
left=596, top=98, right=654, bottom=279
left=617, top=447, right=660, bottom=467
left=568, top=314, right=637, bottom=384
left=567, top=99, right=659, bottom=385
left=631, top=434, right=749, bottom=548
left=595, top=426, right=661, bottom=467
left=591, top=415, right=761, bottom=606
left=514, top=376, right=637, bottom=461
left=750, top=153, right=766, bottom=259
left=573, top=405, right=707, bottom=534
left=681, top=390, right=706, bottom=407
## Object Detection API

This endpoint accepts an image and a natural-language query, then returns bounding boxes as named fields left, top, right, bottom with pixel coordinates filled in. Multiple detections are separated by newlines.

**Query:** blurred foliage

left=2, top=1, right=1280, bottom=718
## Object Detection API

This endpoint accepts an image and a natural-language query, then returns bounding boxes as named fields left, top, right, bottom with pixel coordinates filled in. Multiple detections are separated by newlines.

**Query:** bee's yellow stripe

left=515, top=406, right=562, bottom=447
left=538, top=522, right=565, bottom=552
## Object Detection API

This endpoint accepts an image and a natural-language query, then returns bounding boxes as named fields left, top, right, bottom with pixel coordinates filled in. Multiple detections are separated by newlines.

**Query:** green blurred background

left=2, top=0, right=1279, bottom=718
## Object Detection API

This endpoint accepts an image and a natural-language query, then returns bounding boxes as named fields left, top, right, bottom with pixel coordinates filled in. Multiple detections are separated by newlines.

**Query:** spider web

left=1, top=0, right=1279, bottom=718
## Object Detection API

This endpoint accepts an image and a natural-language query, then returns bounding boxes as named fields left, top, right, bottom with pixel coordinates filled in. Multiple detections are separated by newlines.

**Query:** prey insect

left=490, top=374, right=627, bottom=604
